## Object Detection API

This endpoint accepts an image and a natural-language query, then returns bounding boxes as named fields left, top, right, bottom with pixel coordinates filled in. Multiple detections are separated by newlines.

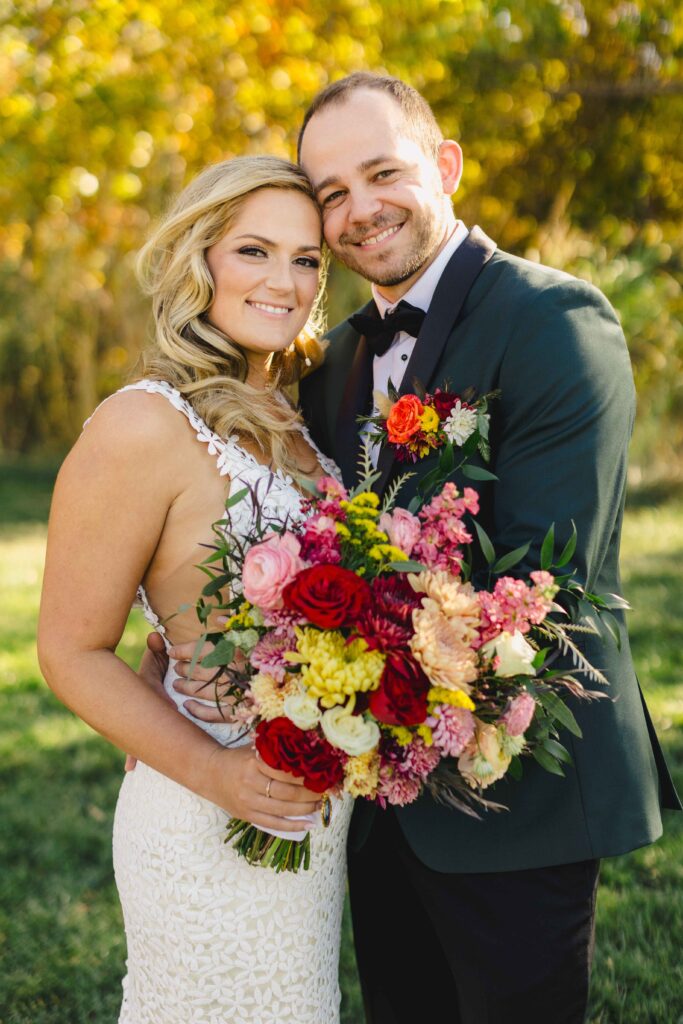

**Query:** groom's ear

left=437, top=140, right=463, bottom=196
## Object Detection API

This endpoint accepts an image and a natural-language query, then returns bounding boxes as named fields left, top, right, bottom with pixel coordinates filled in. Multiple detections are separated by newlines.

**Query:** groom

left=166, top=73, right=679, bottom=1022
left=295, top=73, right=680, bottom=1023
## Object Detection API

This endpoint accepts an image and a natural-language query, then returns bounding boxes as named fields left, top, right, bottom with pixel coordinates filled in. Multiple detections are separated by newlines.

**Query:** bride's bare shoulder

left=61, top=386, right=199, bottom=491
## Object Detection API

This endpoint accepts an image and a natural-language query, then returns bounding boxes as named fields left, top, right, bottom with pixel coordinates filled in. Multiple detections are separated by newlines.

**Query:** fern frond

left=381, top=471, right=416, bottom=512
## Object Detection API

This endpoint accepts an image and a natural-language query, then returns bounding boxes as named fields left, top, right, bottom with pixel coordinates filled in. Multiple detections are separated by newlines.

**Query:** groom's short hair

left=297, top=72, right=443, bottom=161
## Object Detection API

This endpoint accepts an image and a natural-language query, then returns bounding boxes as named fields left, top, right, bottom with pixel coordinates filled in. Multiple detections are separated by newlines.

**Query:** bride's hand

left=207, top=746, right=322, bottom=832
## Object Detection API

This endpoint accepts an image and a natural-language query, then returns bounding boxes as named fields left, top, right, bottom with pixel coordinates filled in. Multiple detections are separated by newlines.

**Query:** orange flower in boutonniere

left=386, top=394, right=425, bottom=445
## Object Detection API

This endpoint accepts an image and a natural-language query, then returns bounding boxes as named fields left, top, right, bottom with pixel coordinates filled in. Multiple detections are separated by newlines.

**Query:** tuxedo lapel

left=334, top=299, right=376, bottom=487
left=374, top=226, right=497, bottom=496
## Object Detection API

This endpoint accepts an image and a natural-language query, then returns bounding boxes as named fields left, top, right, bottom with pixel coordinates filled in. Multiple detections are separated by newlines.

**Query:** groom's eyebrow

left=313, top=156, right=396, bottom=196
left=234, top=234, right=321, bottom=252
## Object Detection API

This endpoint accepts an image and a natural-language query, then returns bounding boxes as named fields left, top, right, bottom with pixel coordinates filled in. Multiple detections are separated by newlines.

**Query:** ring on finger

left=265, top=778, right=273, bottom=799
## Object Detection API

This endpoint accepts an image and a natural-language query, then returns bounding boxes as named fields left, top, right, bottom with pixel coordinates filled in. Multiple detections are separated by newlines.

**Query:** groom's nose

left=346, top=185, right=383, bottom=226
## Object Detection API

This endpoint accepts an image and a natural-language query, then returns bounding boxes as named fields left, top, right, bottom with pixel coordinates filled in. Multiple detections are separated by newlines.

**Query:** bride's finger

left=252, top=795, right=320, bottom=817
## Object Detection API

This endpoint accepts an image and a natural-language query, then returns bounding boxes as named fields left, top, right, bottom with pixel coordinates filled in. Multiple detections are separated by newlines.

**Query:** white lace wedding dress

left=100, top=380, right=353, bottom=1024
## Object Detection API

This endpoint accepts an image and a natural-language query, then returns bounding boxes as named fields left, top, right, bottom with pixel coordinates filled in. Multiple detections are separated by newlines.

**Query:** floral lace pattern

left=93, top=380, right=351, bottom=1023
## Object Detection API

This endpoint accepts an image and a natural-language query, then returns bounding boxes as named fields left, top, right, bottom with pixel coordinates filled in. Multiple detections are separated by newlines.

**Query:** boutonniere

left=359, top=381, right=499, bottom=507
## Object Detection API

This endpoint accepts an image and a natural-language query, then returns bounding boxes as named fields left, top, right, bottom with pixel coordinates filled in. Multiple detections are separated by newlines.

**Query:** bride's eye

left=294, top=256, right=320, bottom=269
left=238, top=246, right=267, bottom=257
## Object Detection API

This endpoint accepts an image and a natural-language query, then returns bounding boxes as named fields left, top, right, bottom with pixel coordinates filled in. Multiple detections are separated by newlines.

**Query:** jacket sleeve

left=489, top=278, right=635, bottom=590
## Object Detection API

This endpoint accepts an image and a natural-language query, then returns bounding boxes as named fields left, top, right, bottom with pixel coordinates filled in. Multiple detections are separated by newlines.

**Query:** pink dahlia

left=299, top=513, right=342, bottom=565
left=250, top=632, right=295, bottom=683
left=428, top=706, right=476, bottom=757
left=375, top=766, right=421, bottom=808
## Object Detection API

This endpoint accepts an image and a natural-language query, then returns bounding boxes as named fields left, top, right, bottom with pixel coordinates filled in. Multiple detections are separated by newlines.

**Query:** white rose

left=321, top=707, right=380, bottom=756
left=481, top=630, right=536, bottom=677
left=283, top=689, right=322, bottom=731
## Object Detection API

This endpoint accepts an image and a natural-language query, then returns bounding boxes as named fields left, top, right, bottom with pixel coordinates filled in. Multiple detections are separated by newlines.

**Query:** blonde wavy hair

left=136, top=155, right=327, bottom=477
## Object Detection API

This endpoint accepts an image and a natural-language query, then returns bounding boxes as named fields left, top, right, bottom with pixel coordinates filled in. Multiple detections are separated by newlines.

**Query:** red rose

left=255, top=717, right=344, bottom=793
left=432, top=388, right=461, bottom=420
left=369, top=652, right=430, bottom=726
left=283, top=565, right=371, bottom=629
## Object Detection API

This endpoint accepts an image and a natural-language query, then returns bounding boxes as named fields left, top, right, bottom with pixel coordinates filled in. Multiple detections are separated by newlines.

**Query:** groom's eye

left=321, top=190, right=345, bottom=208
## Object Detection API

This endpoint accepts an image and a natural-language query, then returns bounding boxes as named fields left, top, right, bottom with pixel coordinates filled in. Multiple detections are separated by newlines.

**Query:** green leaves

left=473, top=521, right=495, bottom=565
left=492, top=541, right=530, bottom=574
left=461, top=464, right=498, bottom=482
left=535, top=689, right=583, bottom=738
left=540, top=523, right=555, bottom=571
left=200, top=637, right=236, bottom=669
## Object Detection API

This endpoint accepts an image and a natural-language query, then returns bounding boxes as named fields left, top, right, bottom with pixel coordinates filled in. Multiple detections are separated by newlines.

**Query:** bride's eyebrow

left=234, top=234, right=321, bottom=252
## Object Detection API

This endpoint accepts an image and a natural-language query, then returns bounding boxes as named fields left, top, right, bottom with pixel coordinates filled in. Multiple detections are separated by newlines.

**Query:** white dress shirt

left=365, top=221, right=469, bottom=464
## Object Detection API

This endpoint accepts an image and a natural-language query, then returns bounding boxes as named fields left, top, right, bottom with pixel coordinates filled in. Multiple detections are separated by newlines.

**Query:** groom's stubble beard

left=332, top=204, right=442, bottom=287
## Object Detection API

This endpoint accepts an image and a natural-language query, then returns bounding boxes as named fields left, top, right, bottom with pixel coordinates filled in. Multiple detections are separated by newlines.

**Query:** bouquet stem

left=225, top=817, right=311, bottom=873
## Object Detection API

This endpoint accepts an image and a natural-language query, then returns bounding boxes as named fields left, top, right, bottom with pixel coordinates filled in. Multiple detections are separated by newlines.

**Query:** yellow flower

left=428, top=687, right=476, bottom=710
left=335, top=523, right=351, bottom=539
left=420, top=406, right=440, bottom=432
left=390, top=726, right=413, bottom=746
left=344, top=749, right=381, bottom=798
left=417, top=723, right=434, bottom=746
left=223, top=601, right=256, bottom=630
left=349, top=492, right=380, bottom=509
left=292, top=628, right=386, bottom=708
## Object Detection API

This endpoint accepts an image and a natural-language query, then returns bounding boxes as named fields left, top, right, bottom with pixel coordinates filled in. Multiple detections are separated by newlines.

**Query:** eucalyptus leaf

left=540, top=522, right=555, bottom=571
left=224, top=487, right=249, bottom=510
left=555, top=521, right=577, bottom=568
left=542, top=737, right=573, bottom=765
left=473, top=520, right=496, bottom=565
left=201, top=637, right=236, bottom=669
left=536, top=689, right=583, bottom=738
left=492, top=541, right=530, bottom=574
left=532, top=746, right=565, bottom=776
left=461, top=464, right=498, bottom=482
left=386, top=559, right=428, bottom=573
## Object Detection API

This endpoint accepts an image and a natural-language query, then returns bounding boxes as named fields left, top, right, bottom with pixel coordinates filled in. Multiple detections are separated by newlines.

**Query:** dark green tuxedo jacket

left=300, top=227, right=680, bottom=873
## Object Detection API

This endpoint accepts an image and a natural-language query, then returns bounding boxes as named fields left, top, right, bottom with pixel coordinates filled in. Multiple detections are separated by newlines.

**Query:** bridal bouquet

left=193, top=447, right=625, bottom=873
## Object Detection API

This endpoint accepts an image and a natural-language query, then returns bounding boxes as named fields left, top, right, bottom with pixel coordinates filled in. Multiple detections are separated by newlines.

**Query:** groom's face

left=299, top=89, right=457, bottom=290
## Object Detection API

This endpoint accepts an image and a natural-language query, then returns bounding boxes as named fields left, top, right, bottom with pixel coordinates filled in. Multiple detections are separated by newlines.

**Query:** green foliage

left=0, top=1, right=681, bottom=464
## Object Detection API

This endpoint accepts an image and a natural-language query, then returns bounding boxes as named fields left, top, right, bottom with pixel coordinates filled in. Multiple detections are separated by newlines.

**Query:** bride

left=38, top=156, right=353, bottom=1024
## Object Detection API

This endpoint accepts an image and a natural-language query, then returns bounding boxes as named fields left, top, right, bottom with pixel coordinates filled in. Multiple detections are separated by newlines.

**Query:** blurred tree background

left=1, top=0, right=682, bottom=472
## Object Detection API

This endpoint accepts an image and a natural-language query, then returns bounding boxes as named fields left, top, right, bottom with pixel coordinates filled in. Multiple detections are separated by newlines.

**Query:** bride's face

left=205, top=187, right=322, bottom=372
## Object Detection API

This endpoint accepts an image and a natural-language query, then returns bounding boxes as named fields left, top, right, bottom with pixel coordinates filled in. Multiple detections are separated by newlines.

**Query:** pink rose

left=242, top=531, right=305, bottom=610
left=500, top=692, right=536, bottom=736
left=379, top=508, right=421, bottom=557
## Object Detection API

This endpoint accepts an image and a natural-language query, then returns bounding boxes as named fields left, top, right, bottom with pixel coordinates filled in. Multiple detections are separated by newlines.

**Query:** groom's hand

left=168, top=639, right=242, bottom=723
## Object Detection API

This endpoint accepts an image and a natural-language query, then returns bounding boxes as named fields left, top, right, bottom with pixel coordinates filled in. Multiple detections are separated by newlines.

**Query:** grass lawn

left=0, top=459, right=681, bottom=1023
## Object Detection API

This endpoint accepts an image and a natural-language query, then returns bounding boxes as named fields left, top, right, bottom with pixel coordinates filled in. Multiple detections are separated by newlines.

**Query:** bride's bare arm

left=38, top=392, right=320, bottom=829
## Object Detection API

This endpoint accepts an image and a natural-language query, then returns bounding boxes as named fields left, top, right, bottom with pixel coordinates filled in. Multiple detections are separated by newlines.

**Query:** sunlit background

left=1, top=2, right=682, bottom=1022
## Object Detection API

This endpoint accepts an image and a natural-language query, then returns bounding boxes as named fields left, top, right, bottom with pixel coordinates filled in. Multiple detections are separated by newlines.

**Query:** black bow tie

left=348, top=300, right=426, bottom=358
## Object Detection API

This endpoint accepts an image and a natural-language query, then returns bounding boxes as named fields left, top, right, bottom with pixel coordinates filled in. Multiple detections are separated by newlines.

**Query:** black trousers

left=348, top=808, right=600, bottom=1024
